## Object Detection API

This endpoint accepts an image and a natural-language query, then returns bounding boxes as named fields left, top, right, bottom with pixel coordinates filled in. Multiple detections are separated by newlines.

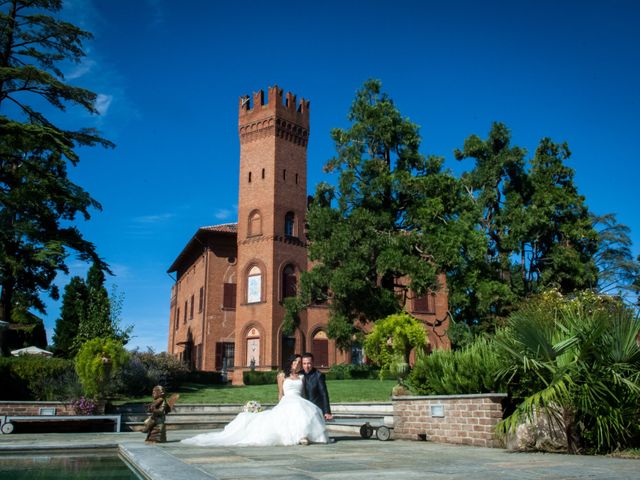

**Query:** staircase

left=111, top=402, right=393, bottom=434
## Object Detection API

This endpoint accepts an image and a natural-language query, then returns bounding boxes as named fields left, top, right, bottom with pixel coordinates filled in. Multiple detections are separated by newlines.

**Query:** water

left=0, top=449, right=141, bottom=480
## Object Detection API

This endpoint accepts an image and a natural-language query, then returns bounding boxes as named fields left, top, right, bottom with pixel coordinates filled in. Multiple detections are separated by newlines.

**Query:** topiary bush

left=75, top=338, right=128, bottom=399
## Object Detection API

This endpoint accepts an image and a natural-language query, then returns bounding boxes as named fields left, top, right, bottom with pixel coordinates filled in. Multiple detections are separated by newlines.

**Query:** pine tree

left=0, top=0, right=113, bottom=325
left=52, top=276, right=87, bottom=358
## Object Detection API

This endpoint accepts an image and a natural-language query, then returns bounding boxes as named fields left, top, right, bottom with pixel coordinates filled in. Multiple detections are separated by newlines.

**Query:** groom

left=301, top=352, right=333, bottom=420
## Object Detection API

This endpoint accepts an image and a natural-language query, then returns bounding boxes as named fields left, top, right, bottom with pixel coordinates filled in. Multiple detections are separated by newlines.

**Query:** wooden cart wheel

left=360, top=423, right=374, bottom=439
left=1, top=422, right=14, bottom=434
left=376, top=425, right=391, bottom=441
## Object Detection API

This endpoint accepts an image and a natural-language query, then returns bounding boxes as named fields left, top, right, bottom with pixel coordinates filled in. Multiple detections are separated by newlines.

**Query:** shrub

left=364, top=312, right=427, bottom=380
left=115, top=350, right=190, bottom=396
left=75, top=338, right=128, bottom=399
left=243, top=370, right=278, bottom=385
left=0, top=356, right=79, bottom=400
left=407, top=336, right=506, bottom=395
left=325, top=363, right=380, bottom=380
left=495, top=291, right=640, bottom=453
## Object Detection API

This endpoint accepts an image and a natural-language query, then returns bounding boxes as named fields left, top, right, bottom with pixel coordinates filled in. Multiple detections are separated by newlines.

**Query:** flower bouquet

left=243, top=400, right=263, bottom=413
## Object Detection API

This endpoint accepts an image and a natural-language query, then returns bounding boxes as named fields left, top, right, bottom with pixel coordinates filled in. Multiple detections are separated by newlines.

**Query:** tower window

left=282, top=264, right=297, bottom=298
left=248, top=171, right=252, bottom=183
left=262, top=168, right=265, bottom=179
left=284, top=211, right=295, bottom=237
left=247, top=265, right=262, bottom=303
left=295, top=173, right=298, bottom=185
left=283, top=169, right=286, bottom=181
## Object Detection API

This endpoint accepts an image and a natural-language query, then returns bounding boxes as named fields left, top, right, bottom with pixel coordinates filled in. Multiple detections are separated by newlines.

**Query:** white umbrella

left=11, top=346, right=53, bottom=356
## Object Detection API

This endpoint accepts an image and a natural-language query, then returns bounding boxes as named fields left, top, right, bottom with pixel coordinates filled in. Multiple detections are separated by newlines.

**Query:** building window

left=283, top=169, right=286, bottom=181
left=261, top=168, right=265, bottom=179
left=284, top=211, right=295, bottom=237
left=215, top=342, right=235, bottom=370
left=248, top=171, right=252, bottom=183
left=223, top=283, right=236, bottom=309
left=282, top=264, right=296, bottom=298
left=198, top=287, right=204, bottom=313
left=413, top=292, right=435, bottom=314
left=175, top=308, right=180, bottom=330
left=248, top=210, right=262, bottom=236
left=295, top=173, right=298, bottom=185
left=247, top=266, right=262, bottom=303
left=190, top=294, right=194, bottom=319
left=183, top=301, right=187, bottom=324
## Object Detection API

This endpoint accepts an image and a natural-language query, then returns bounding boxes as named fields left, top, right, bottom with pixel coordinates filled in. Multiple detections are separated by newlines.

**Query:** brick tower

left=232, top=86, right=310, bottom=384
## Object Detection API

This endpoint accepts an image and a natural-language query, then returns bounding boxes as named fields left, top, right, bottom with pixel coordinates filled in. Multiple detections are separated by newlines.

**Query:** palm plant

left=495, top=300, right=640, bottom=453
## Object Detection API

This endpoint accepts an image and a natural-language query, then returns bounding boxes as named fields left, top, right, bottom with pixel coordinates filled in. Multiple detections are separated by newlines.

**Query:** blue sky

left=39, top=0, right=640, bottom=352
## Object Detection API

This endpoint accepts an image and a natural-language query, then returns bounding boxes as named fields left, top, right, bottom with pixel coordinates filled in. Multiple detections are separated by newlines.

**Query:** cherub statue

left=142, top=385, right=179, bottom=443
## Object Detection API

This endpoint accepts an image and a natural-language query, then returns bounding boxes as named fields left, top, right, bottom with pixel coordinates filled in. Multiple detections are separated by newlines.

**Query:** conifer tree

left=52, top=276, right=86, bottom=357
left=0, top=0, right=112, bottom=325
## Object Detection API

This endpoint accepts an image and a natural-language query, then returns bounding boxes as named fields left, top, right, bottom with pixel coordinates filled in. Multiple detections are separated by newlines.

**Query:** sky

left=31, top=0, right=640, bottom=352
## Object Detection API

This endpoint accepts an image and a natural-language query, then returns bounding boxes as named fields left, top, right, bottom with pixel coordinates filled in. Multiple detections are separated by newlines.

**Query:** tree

left=454, top=125, right=598, bottom=331
left=0, top=0, right=113, bottom=325
left=52, top=275, right=86, bottom=357
left=287, top=80, right=473, bottom=347
left=591, top=213, right=640, bottom=302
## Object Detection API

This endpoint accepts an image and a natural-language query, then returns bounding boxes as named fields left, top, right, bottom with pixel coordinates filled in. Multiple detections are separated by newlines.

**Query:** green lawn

left=115, top=379, right=396, bottom=405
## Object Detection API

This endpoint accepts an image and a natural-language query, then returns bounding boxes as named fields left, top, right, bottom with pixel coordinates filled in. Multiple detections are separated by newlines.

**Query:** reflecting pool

left=0, top=449, right=141, bottom=480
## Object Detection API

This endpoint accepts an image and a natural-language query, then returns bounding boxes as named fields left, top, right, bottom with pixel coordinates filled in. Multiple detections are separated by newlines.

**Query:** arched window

left=282, top=264, right=297, bottom=298
left=284, top=211, right=295, bottom=237
left=247, top=265, right=262, bottom=303
left=312, top=330, right=329, bottom=368
left=248, top=210, right=262, bottom=237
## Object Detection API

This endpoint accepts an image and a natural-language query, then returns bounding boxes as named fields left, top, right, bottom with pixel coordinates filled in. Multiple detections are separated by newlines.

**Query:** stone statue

left=142, top=385, right=179, bottom=443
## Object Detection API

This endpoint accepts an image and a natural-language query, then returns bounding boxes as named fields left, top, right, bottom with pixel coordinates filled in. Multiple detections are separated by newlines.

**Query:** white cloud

left=95, top=94, right=113, bottom=115
left=214, top=209, right=231, bottom=220
left=132, top=213, right=176, bottom=224
left=65, top=58, right=96, bottom=80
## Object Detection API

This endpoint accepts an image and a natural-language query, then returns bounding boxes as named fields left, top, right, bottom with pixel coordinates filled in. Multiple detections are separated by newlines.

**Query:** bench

left=0, top=415, right=121, bottom=434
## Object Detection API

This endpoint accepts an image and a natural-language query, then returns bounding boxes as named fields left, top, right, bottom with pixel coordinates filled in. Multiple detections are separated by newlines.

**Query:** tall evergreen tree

left=52, top=275, right=86, bottom=357
left=75, top=262, right=112, bottom=344
left=0, top=0, right=112, bottom=325
left=454, top=125, right=598, bottom=330
left=287, top=80, right=474, bottom=347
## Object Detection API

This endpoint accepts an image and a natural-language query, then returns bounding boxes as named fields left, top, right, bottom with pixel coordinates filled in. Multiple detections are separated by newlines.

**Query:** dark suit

left=302, top=368, right=331, bottom=416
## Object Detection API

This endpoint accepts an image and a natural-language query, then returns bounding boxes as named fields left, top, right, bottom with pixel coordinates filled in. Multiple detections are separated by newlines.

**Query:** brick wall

left=0, top=401, right=76, bottom=416
left=393, top=394, right=507, bottom=447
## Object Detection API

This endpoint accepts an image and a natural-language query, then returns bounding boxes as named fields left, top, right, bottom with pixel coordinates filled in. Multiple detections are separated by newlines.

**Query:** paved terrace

left=0, top=430, right=638, bottom=479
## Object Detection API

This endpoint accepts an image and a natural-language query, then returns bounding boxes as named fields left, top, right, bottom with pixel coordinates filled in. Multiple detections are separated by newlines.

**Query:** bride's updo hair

left=283, top=353, right=301, bottom=377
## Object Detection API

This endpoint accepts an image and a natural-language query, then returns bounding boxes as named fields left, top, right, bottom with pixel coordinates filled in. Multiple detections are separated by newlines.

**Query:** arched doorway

left=311, top=330, right=329, bottom=368
left=246, top=327, right=260, bottom=367
left=281, top=334, right=296, bottom=369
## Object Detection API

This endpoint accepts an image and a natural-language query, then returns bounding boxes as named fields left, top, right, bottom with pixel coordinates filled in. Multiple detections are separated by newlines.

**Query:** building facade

left=167, top=86, right=450, bottom=384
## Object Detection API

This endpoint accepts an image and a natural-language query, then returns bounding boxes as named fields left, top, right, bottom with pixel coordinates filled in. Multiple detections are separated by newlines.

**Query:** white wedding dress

left=181, top=377, right=329, bottom=446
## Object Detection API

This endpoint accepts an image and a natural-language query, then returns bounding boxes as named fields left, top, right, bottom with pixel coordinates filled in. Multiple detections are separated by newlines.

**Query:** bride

left=181, top=354, right=329, bottom=446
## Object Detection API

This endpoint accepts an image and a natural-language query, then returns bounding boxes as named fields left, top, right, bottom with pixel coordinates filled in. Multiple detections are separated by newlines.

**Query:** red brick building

left=167, top=86, right=450, bottom=384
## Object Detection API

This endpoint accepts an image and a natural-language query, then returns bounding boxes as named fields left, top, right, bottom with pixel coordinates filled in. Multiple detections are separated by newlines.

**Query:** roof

left=11, top=346, right=53, bottom=356
left=167, top=223, right=238, bottom=273
left=200, top=223, right=238, bottom=234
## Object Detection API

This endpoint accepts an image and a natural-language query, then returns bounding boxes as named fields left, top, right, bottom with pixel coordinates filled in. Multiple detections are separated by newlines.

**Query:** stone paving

left=0, top=429, right=638, bottom=479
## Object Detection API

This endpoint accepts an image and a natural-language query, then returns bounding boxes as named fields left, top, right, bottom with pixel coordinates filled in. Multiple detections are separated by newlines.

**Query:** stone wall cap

left=392, top=393, right=508, bottom=401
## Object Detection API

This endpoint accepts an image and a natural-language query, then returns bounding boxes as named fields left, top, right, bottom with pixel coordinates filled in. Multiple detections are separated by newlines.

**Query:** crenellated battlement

left=238, top=85, right=310, bottom=146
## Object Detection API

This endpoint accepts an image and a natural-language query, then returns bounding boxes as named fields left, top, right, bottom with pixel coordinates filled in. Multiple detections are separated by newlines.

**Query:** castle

left=167, top=86, right=450, bottom=385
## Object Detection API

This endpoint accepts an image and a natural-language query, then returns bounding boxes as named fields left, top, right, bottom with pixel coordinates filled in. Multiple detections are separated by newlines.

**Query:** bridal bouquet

left=243, top=400, right=263, bottom=413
